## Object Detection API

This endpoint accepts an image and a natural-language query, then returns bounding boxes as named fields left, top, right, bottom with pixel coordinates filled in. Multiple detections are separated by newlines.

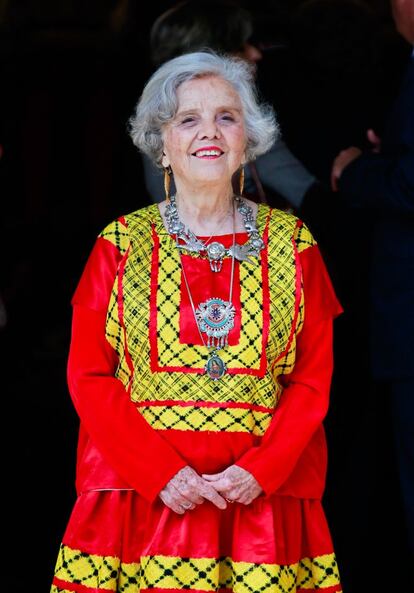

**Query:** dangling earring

left=164, top=165, right=172, bottom=202
left=239, top=165, right=245, bottom=196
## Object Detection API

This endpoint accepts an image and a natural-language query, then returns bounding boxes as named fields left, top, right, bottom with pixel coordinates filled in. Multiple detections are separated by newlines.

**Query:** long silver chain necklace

left=166, top=194, right=265, bottom=272
left=174, top=202, right=237, bottom=380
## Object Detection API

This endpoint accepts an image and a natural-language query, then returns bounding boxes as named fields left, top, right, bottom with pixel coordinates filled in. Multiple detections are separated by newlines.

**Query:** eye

left=219, top=113, right=236, bottom=122
left=180, top=116, right=196, bottom=125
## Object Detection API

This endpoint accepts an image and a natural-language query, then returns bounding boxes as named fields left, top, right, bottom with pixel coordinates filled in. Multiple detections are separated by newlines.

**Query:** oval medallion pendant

left=205, top=353, right=227, bottom=380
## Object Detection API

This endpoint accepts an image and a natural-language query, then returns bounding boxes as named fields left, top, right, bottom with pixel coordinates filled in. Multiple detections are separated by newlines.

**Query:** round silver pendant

left=206, top=241, right=226, bottom=260
left=205, top=353, right=227, bottom=380
left=206, top=242, right=226, bottom=272
left=196, top=297, right=235, bottom=348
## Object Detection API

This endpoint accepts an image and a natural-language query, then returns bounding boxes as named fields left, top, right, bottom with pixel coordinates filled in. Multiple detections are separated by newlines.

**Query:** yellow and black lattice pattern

left=100, top=205, right=312, bottom=434
left=52, top=544, right=341, bottom=593
left=266, top=211, right=304, bottom=378
left=98, top=218, right=130, bottom=255
left=138, top=402, right=273, bottom=435
left=99, top=217, right=134, bottom=389
left=270, top=220, right=314, bottom=376
left=293, top=221, right=316, bottom=254
left=146, top=205, right=272, bottom=373
left=105, top=280, right=133, bottom=391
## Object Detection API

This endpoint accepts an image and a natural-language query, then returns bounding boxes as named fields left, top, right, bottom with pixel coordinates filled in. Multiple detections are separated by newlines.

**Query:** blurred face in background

left=235, top=42, right=263, bottom=64
left=391, top=0, right=414, bottom=44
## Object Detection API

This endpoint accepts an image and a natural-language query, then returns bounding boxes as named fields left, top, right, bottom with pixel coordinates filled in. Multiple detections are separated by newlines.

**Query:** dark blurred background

left=1, top=1, right=412, bottom=592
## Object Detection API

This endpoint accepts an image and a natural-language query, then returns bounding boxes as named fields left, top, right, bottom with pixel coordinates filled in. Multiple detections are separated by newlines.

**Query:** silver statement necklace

left=174, top=201, right=237, bottom=380
left=165, top=194, right=265, bottom=272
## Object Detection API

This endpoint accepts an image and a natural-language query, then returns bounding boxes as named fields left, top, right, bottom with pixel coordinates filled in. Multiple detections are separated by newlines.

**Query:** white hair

left=128, top=51, right=279, bottom=167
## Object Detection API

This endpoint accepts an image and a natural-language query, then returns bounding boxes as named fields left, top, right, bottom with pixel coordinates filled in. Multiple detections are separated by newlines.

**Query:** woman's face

left=162, top=75, right=247, bottom=189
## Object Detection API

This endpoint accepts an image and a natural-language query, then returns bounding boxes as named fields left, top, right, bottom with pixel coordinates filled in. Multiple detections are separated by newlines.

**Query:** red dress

left=51, top=204, right=343, bottom=593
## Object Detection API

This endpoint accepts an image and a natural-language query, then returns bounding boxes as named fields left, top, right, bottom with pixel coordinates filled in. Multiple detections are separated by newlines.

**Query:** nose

left=197, top=118, right=221, bottom=140
left=197, top=121, right=221, bottom=140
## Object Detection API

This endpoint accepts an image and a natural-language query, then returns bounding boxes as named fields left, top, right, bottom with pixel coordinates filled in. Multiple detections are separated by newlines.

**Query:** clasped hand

left=159, top=465, right=262, bottom=514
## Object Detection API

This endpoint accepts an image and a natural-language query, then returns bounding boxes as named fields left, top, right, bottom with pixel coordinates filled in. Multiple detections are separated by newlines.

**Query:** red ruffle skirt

left=51, top=490, right=342, bottom=593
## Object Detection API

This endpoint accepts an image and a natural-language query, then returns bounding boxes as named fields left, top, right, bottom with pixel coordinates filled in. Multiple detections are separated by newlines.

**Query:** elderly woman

left=51, top=52, right=343, bottom=593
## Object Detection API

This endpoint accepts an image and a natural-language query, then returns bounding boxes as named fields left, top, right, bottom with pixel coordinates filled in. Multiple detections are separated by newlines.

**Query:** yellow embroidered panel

left=293, top=221, right=316, bottom=254
left=266, top=211, right=304, bottom=378
left=144, top=204, right=302, bottom=378
left=98, top=218, right=130, bottom=255
left=122, top=205, right=281, bottom=416
left=98, top=218, right=133, bottom=389
left=279, top=220, right=315, bottom=377
left=52, top=545, right=341, bottom=592
left=101, top=205, right=310, bottom=434
left=137, top=402, right=273, bottom=435
left=153, top=237, right=264, bottom=371
left=106, top=277, right=133, bottom=391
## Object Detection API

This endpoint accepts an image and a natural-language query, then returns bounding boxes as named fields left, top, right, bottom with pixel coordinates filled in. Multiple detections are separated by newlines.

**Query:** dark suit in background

left=338, top=51, right=414, bottom=559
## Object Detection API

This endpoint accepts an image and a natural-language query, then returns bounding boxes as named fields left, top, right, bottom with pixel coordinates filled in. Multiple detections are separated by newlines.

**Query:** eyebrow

left=175, top=106, right=243, bottom=117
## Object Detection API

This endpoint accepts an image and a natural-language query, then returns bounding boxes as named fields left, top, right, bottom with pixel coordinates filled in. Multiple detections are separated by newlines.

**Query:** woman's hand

left=159, top=466, right=228, bottom=514
left=202, top=465, right=263, bottom=505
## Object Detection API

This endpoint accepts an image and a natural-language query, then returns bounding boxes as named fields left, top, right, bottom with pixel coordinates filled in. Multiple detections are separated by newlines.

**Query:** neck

left=174, top=185, right=235, bottom=235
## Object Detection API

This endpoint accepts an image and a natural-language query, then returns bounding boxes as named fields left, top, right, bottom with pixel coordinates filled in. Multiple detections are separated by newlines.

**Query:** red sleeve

left=67, top=236, right=187, bottom=502
left=235, top=244, right=343, bottom=495
left=71, top=236, right=122, bottom=311
left=300, top=242, right=343, bottom=323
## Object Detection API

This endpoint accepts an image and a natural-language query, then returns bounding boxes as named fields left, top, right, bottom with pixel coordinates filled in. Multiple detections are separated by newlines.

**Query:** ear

left=161, top=152, right=170, bottom=169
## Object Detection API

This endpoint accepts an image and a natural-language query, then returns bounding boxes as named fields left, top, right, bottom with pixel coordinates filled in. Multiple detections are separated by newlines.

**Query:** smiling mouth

left=192, top=148, right=224, bottom=158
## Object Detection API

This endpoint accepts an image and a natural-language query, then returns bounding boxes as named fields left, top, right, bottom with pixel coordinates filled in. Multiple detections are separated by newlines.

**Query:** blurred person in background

left=142, top=0, right=319, bottom=211
left=332, top=0, right=414, bottom=585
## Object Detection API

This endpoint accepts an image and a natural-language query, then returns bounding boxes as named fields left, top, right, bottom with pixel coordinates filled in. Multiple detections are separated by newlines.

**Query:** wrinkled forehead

left=174, top=74, right=243, bottom=113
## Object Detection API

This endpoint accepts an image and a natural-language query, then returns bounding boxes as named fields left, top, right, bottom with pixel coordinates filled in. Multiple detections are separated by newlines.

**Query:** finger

left=182, top=493, right=204, bottom=506
left=238, top=496, right=253, bottom=505
left=236, top=486, right=258, bottom=503
left=173, top=503, right=186, bottom=513
left=188, top=495, right=205, bottom=505
left=202, top=478, right=233, bottom=495
left=221, top=488, right=240, bottom=503
left=174, top=484, right=205, bottom=505
left=176, top=488, right=205, bottom=505
left=235, top=489, right=256, bottom=505
left=166, top=473, right=204, bottom=507
left=160, top=490, right=186, bottom=514
left=224, top=487, right=242, bottom=502
left=179, top=500, right=196, bottom=511
left=167, top=483, right=197, bottom=509
left=169, top=497, right=190, bottom=514
left=200, top=485, right=228, bottom=509
left=201, top=472, right=223, bottom=481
